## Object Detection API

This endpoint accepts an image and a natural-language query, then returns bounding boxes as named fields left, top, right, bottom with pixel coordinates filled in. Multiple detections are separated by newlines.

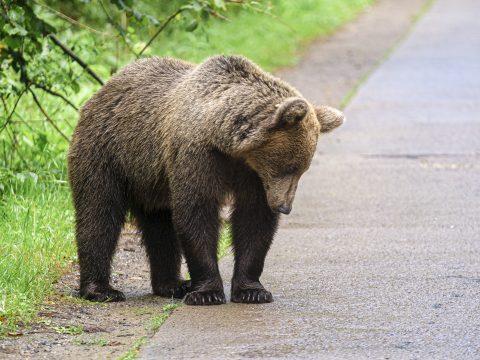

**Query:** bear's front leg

left=231, top=180, right=279, bottom=304
left=172, top=194, right=226, bottom=306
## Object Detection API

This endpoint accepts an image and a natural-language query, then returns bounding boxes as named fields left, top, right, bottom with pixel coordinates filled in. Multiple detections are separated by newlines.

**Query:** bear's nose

left=278, top=205, right=292, bottom=215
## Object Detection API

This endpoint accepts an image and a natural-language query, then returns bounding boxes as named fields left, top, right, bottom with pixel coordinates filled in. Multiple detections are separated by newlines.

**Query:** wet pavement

left=140, top=0, right=480, bottom=358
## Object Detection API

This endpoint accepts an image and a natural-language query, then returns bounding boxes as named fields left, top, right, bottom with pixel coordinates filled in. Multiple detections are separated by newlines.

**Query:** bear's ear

left=315, top=105, right=345, bottom=133
left=271, top=97, right=309, bottom=129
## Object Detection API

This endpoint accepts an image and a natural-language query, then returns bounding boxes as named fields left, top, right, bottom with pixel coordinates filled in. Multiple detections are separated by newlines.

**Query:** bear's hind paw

left=80, top=284, right=126, bottom=302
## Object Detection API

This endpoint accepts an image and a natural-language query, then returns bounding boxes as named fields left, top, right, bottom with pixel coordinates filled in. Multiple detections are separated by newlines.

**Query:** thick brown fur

left=68, top=55, right=344, bottom=305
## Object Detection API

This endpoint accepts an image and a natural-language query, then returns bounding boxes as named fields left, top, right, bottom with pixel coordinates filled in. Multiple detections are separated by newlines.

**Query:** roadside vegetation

left=0, top=0, right=374, bottom=335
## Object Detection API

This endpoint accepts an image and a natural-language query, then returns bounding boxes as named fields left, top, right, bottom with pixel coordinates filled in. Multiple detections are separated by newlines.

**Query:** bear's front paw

left=80, top=283, right=126, bottom=302
left=184, top=290, right=226, bottom=305
left=231, top=288, right=273, bottom=304
left=153, top=280, right=192, bottom=299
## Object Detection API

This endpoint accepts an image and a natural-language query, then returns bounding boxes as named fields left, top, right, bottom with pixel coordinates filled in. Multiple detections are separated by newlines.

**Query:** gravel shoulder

left=0, top=0, right=429, bottom=358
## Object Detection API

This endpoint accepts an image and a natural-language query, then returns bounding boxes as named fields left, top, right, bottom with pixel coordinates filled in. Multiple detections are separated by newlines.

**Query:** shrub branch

left=138, top=8, right=185, bottom=57
left=33, top=83, right=78, bottom=111
left=48, top=34, right=104, bottom=86
left=0, top=90, right=26, bottom=134
left=29, top=89, right=69, bottom=141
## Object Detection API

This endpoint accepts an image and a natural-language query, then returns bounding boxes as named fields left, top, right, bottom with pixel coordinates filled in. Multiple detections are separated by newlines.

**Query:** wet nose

left=278, top=205, right=292, bottom=215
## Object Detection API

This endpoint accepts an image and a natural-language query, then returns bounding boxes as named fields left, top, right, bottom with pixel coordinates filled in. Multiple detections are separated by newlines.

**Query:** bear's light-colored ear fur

left=272, top=97, right=309, bottom=129
left=231, top=98, right=309, bottom=156
left=315, top=106, right=345, bottom=133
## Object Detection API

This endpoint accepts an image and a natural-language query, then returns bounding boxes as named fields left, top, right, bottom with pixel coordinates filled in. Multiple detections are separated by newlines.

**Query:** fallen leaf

left=7, top=331, right=23, bottom=337
left=108, top=341, right=123, bottom=346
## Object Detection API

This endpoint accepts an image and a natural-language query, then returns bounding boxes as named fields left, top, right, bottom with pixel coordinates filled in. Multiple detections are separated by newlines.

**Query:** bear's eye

left=285, top=165, right=298, bottom=175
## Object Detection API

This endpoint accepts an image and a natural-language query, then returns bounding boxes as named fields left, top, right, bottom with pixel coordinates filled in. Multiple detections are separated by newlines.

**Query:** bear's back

left=78, top=57, right=194, bottom=128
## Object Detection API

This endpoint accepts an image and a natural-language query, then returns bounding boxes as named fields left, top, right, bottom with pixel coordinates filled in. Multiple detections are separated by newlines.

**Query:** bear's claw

left=231, top=288, right=273, bottom=304
left=184, top=290, right=226, bottom=305
left=153, top=280, right=192, bottom=299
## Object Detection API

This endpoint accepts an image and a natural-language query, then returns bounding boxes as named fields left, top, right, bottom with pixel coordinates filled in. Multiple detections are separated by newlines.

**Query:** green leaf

left=36, top=133, right=48, bottom=152
left=71, top=80, right=80, bottom=94
left=22, top=3, right=56, bottom=35
left=3, top=23, right=27, bottom=36
left=180, top=4, right=195, bottom=11
left=146, top=15, right=160, bottom=27
left=185, top=19, right=199, bottom=32
left=213, top=0, right=226, bottom=10
left=191, top=1, right=203, bottom=12
left=133, top=9, right=144, bottom=22
left=3, top=36, right=22, bottom=49
left=201, top=9, right=210, bottom=22
left=8, top=6, right=26, bottom=23
left=111, top=0, right=126, bottom=10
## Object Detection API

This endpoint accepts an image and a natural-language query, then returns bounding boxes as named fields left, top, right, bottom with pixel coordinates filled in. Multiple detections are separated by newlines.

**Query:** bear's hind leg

left=73, top=175, right=127, bottom=302
left=133, top=208, right=190, bottom=298
left=231, top=178, right=279, bottom=304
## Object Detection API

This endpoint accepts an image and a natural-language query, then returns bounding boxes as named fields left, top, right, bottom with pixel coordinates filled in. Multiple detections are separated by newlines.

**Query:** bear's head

left=237, top=97, right=344, bottom=215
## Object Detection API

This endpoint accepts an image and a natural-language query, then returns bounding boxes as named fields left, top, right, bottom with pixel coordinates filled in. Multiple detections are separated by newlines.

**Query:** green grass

left=144, top=303, right=179, bottom=333
left=218, top=223, right=232, bottom=259
left=125, top=0, right=375, bottom=71
left=117, top=336, right=147, bottom=360
left=0, top=0, right=374, bottom=336
left=0, top=174, right=75, bottom=334
left=53, top=324, right=84, bottom=335
left=74, top=336, right=109, bottom=347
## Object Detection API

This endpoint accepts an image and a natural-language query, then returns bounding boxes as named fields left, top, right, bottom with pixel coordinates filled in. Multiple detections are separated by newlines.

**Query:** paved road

left=141, top=0, right=480, bottom=358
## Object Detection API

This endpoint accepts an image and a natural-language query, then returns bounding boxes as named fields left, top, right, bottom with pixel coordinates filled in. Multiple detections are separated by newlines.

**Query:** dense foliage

left=0, top=0, right=261, bottom=174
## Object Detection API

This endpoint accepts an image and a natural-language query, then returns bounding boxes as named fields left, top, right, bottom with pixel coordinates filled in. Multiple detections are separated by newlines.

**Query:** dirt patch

left=0, top=0, right=429, bottom=358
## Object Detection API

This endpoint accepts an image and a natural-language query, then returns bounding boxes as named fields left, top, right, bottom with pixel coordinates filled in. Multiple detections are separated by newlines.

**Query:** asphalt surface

left=140, top=0, right=480, bottom=358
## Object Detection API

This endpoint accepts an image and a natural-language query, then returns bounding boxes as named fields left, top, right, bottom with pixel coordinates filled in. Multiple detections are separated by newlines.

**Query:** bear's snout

left=278, top=204, right=292, bottom=215
left=265, top=176, right=299, bottom=216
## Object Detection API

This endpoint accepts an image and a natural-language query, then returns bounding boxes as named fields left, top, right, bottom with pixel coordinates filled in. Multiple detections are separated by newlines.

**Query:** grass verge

left=0, top=174, right=75, bottom=334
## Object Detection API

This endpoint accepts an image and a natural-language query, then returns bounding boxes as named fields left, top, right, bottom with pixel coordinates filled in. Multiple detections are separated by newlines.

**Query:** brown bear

left=68, top=55, right=344, bottom=305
